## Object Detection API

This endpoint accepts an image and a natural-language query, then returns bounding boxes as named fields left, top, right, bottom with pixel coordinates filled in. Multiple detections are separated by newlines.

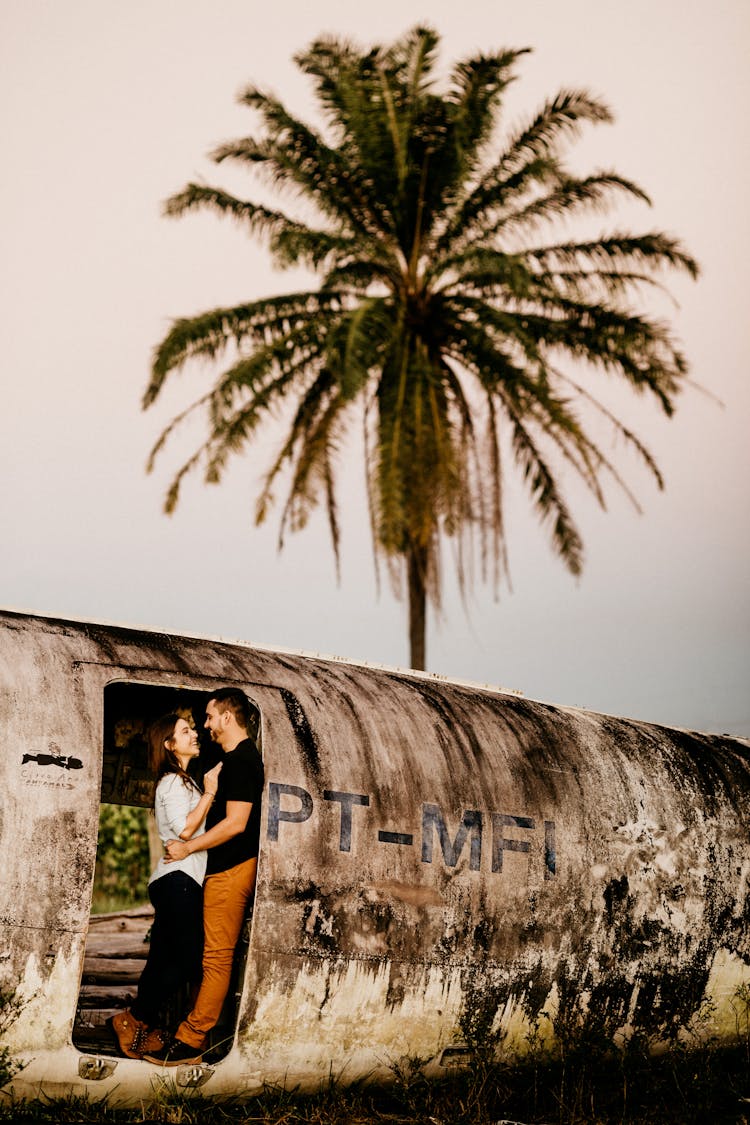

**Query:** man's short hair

left=208, top=687, right=258, bottom=738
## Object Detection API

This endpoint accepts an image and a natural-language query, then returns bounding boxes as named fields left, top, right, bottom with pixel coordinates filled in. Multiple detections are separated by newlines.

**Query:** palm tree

left=144, top=26, right=698, bottom=671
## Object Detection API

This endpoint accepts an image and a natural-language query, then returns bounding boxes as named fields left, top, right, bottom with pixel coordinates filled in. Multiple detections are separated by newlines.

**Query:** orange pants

left=176, top=856, right=257, bottom=1050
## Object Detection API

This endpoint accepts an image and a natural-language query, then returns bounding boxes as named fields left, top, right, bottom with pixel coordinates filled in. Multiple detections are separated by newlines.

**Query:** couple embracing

left=109, top=687, right=263, bottom=1066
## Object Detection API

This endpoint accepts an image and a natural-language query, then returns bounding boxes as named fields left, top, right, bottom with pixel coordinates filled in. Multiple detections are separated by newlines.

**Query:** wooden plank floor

left=73, top=905, right=153, bottom=1055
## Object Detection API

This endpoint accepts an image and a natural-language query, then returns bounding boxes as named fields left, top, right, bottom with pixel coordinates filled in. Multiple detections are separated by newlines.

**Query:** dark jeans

left=131, top=870, right=203, bottom=1029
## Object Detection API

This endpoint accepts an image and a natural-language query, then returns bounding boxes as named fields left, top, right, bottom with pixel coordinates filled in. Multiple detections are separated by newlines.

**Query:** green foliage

left=145, top=24, right=699, bottom=669
left=92, top=804, right=151, bottom=913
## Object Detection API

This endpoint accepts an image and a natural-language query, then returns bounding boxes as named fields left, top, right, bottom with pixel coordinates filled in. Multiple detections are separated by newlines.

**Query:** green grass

left=90, top=890, right=149, bottom=915
left=1, top=1040, right=748, bottom=1124
left=3, top=983, right=749, bottom=1122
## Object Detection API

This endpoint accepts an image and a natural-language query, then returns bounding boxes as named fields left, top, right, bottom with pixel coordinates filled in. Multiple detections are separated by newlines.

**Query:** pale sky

left=1, top=1, right=748, bottom=736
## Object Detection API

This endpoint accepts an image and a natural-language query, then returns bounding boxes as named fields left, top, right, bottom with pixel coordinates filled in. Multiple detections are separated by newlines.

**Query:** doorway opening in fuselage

left=72, top=680, right=262, bottom=1063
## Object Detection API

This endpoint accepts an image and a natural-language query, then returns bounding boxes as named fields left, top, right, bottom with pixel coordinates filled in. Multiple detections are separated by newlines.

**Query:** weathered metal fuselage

left=1, top=609, right=748, bottom=1105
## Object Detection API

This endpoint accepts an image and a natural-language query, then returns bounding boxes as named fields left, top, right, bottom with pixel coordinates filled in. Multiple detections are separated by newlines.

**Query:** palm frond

left=433, top=89, right=612, bottom=257
left=527, top=232, right=700, bottom=279
left=145, top=390, right=214, bottom=474
left=490, top=172, right=651, bottom=238
left=145, top=291, right=342, bottom=406
left=519, top=300, right=688, bottom=412
left=162, top=447, right=206, bottom=515
left=445, top=313, right=602, bottom=498
left=533, top=268, right=672, bottom=304
left=268, top=227, right=356, bottom=270
left=255, top=368, right=336, bottom=526
left=162, top=350, right=327, bottom=501
left=448, top=49, right=529, bottom=154
left=254, top=369, right=350, bottom=573
left=497, top=389, right=585, bottom=575
left=497, top=88, right=614, bottom=172
left=234, top=86, right=398, bottom=242
left=437, top=250, right=540, bottom=300
left=382, top=25, right=440, bottom=87
left=327, top=298, right=396, bottom=400
left=163, top=182, right=302, bottom=237
left=551, top=365, right=664, bottom=488
left=429, top=154, right=562, bottom=259
left=279, top=391, right=347, bottom=547
left=484, top=392, right=510, bottom=588
left=321, top=258, right=398, bottom=292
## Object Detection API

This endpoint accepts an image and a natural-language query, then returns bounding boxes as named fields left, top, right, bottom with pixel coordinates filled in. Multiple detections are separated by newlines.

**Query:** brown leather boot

left=107, top=1009, right=149, bottom=1059
left=139, top=1025, right=167, bottom=1055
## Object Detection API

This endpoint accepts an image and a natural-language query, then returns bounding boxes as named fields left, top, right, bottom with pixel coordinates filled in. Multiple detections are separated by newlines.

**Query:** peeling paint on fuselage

left=1, top=609, right=749, bottom=1106
left=6, top=946, right=82, bottom=1053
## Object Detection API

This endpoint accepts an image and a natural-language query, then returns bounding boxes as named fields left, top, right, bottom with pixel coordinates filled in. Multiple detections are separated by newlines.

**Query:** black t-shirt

left=205, top=738, right=264, bottom=875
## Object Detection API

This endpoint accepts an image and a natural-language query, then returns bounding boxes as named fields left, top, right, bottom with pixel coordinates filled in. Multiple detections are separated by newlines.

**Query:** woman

left=108, top=712, right=221, bottom=1059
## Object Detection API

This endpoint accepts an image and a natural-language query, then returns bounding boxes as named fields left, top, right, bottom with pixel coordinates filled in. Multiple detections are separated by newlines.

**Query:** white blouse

left=149, top=772, right=208, bottom=888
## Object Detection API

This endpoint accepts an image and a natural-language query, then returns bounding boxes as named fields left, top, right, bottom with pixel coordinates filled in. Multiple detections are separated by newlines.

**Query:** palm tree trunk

left=407, top=544, right=427, bottom=671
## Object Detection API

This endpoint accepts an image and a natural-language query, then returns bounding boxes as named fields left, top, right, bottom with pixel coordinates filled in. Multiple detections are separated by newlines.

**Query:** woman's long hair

left=146, top=712, right=201, bottom=799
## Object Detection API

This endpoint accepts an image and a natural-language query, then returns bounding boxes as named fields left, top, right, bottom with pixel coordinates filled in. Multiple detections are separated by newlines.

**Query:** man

left=145, top=687, right=264, bottom=1066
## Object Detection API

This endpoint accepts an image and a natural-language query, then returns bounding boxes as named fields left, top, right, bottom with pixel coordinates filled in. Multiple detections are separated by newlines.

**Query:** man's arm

left=164, top=799, right=251, bottom=862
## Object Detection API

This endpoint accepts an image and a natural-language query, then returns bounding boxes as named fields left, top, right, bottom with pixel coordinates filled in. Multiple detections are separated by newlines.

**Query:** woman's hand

left=176, top=762, right=223, bottom=841
left=203, top=761, right=222, bottom=797
left=165, top=838, right=189, bottom=862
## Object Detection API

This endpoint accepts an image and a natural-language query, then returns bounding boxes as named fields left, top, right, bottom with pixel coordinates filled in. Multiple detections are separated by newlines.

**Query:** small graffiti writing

left=267, top=782, right=556, bottom=878
left=20, top=775, right=74, bottom=790
left=19, top=742, right=82, bottom=788
left=21, top=752, right=83, bottom=771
